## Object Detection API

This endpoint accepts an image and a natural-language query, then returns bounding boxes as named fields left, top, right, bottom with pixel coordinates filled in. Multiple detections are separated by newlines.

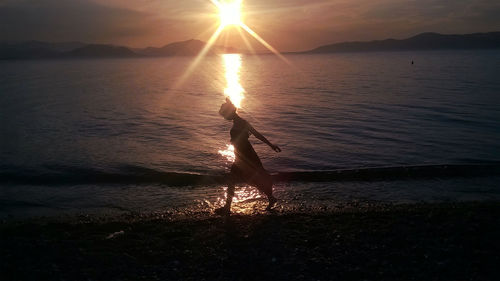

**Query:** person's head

left=219, top=98, right=237, bottom=120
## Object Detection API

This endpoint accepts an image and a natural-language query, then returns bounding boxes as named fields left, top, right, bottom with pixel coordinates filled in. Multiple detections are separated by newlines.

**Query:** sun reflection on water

left=218, top=53, right=245, bottom=163
left=223, top=54, right=244, bottom=108
left=218, top=144, right=235, bottom=162
left=215, top=185, right=264, bottom=214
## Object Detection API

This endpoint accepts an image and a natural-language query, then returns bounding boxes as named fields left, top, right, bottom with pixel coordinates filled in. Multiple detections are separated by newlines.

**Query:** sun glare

left=218, top=0, right=242, bottom=27
left=218, top=144, right=235, bottom=162
left=174, top=0, right=290, bottom=98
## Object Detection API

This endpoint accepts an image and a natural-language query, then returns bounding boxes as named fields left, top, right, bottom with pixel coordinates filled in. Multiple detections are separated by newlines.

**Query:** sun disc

left=218, top=0, right=242, bottom=27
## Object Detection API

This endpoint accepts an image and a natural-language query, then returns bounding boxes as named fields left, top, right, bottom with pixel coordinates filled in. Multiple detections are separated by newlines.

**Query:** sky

left=1, top=0, right=499, bottom=52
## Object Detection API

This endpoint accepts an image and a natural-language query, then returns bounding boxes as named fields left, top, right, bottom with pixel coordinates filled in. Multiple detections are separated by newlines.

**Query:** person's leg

left=254, top=170, right=277, bottom=210
left=215, top=174, right=236, bottom=215
left=224, top=182, right=235, bottom=209
left=263, top=183, right=277, bottom=210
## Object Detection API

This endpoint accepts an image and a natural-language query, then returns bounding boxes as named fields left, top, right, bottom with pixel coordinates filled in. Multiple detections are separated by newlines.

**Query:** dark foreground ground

left=1, top=202, right=499, bottom=281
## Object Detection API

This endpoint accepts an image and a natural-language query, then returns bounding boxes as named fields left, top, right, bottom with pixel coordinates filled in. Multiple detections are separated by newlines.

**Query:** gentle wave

left=1, top=163, right=499, bottom=186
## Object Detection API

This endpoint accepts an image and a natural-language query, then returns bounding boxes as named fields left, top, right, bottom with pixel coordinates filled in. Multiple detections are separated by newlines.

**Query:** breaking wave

left=1, top=162, right=499, bottom=186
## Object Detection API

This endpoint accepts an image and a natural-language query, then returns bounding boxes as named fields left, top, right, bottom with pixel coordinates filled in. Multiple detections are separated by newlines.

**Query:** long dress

left=229, top=116, right=273, bottom=196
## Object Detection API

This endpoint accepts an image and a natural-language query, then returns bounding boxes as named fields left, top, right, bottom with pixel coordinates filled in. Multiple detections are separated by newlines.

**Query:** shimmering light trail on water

left=218, top=144, right=235, bottom=163
left=223, top=54, right=244, bottom=108
left=218, top=53, right=245, bottom=163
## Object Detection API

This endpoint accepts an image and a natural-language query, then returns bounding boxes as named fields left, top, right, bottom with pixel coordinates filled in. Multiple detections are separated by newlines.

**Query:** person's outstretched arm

left=248, top=124, right=281, bottom=152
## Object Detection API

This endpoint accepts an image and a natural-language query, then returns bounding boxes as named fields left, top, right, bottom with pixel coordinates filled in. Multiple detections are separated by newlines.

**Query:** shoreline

left=1, top=201, right=499, bottom=280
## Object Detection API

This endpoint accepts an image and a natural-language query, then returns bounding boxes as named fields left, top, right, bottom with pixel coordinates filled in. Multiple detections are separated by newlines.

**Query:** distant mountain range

left=1, top=32, right=499, bottom=60
left=0, top=39, right=238, bottom=60
left=68, top=44, right=137, bottom=58
left=306, top=32, right=500, bottom=54
left=135, top=39, right=237, bottom=57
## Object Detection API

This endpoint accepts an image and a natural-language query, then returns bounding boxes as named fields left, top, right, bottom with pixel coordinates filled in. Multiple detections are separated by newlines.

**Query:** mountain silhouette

left=2, top=32, right=499, bottom=60
left=307, top=32, right=500, bottom=53
left=67, top=44, right=137, bottom=58
left=136, top=39, right=238, bottom=57
left=0, top=39, right=238, bottom=60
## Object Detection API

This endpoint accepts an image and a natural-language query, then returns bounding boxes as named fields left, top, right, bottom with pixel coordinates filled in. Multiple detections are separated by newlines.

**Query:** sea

left=1, top=50, right=500, bottom=218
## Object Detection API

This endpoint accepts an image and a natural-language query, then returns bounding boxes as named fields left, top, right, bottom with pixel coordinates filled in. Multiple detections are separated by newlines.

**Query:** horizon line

left=2, top=30, right=499, bottom=54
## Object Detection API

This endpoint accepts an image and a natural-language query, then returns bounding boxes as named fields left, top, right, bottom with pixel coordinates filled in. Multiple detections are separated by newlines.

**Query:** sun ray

left=195, top=22, right=223, bottom=41
left=173, top=0, right=292, bottom=91
left=210, top=0, right=290, bottom=64
left=223, top=26, right=230, bottom=50
left=173, top=25, right=224, bottom=89
left=236, top=26, right=257, bottom=56
left=210, top=0, right=222, bottom=8
left=240, top=23, right=291, bottom=65
left=244, top=1, right=336, bottom=17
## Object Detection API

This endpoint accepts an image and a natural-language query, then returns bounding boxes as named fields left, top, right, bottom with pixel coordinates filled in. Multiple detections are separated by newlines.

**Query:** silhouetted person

left=215, top=98, right=281, bottom=215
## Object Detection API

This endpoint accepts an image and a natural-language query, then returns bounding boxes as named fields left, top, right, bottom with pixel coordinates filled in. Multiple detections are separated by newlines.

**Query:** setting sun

left=217, top=0, right=243, bottom=27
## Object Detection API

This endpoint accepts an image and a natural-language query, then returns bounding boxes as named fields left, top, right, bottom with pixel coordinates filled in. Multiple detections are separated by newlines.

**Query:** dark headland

left=306, top=32, right=500, bottom=53
left=1, top=202, right=499, bottom=280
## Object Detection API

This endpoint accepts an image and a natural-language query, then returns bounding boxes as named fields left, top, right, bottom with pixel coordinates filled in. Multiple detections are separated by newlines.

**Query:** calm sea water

left=1, top=51, right=500, bottom=217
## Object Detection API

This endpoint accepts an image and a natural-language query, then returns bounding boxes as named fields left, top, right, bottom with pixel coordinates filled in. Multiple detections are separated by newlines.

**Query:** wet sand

left=1, top=202, right=499, bottom=280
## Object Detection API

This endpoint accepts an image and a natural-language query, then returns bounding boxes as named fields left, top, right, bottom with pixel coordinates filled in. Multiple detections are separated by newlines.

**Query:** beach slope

left=1, top=202, right=499, bottom=280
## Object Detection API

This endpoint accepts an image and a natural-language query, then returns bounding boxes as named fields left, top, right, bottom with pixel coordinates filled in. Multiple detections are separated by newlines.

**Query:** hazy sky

left=1, top=0, right=499, bottom=51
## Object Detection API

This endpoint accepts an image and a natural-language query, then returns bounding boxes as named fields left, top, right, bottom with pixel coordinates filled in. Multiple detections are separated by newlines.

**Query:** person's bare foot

left=266, top=196, right=277, bottom=211
left=214, top=206, right=231, bottom=215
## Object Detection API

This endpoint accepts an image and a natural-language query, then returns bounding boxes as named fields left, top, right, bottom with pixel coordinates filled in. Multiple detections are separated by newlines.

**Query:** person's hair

left=219, top=98, right=236, bottom=119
